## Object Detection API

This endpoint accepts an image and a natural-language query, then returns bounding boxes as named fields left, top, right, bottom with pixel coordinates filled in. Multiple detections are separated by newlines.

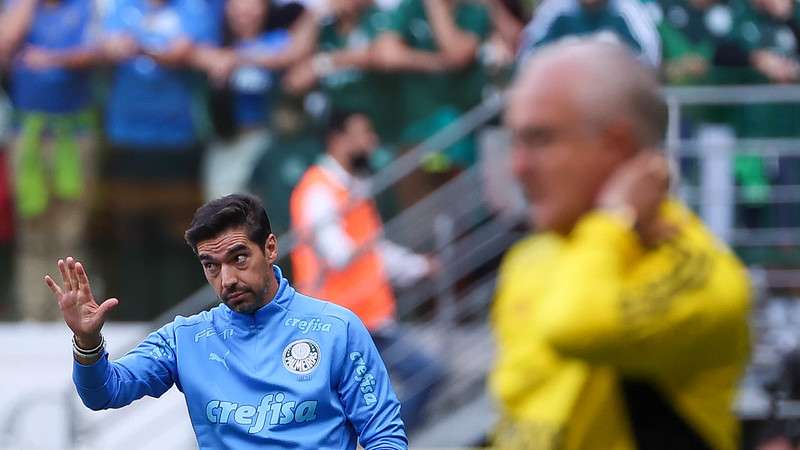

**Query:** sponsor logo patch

left=283, top=317, right=332, bottom=334
left=282, top=339, right=321, bottom=374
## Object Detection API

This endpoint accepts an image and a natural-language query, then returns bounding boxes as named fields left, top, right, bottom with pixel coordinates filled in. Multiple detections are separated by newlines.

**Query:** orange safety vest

left=289, top=165, right=395, bottom=331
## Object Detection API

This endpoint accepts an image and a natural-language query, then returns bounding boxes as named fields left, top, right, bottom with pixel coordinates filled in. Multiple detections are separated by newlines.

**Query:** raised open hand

left=44, top=257, right=119, bottom=348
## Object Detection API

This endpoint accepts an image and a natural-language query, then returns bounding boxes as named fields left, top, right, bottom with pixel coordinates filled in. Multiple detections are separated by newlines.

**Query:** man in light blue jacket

left=44, top=193, right=407, bottom=449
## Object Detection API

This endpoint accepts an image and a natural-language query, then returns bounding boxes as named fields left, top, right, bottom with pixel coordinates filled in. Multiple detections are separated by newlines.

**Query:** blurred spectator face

left=755, top=0, right=793, bottom=21
left=330, top=113, right=379, bottom=176
left=330, top=0, right=364, bottom=17
left=345, top=114, right=379, bottom=155
left=344, top=114, right=378, bottom=175
left=227, top=0, right=268, bottom=39
left=506, top=61, right=628, bottom=234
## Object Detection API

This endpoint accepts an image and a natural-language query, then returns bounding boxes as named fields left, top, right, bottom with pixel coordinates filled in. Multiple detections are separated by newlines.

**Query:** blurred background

left=1, top=0, right=800, bottom=448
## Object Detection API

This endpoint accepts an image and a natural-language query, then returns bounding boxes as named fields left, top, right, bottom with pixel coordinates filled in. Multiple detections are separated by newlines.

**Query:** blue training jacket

left=72, top=266, right=407, bottom=449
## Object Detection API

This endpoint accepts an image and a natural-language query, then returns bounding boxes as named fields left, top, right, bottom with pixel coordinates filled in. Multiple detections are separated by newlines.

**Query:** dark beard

left=349, top=153, right=374, bottom=177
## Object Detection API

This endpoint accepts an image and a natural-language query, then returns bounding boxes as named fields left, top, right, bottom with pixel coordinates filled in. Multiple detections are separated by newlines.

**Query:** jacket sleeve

left=72, top=322, right=179, bottom=410
left=535, top=210, right=751, bottom=376
left=489, top=240, right=568, bottom=413
left=335, top=312, right=407, bottom=450
left=301, top=183, right=358, bottom=270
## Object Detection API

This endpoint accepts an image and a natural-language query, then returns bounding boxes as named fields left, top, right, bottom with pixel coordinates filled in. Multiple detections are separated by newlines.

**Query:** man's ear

left=602, top=119, right=639, bottom=161
left=264, top=234, right=278, bottom=263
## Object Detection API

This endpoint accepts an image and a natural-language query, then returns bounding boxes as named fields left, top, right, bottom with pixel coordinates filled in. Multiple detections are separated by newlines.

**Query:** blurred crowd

left=0, top=0, right=798, bottom=321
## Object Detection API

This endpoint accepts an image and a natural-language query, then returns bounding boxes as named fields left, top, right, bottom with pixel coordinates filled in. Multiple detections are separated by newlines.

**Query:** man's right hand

left=597, top=152, right=676, bottom=246
left=44, top=257, right=119, bottom=349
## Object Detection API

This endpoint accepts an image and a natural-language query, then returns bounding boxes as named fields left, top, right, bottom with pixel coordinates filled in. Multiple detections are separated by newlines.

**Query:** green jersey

left=733, top=2, right=800, bottom=60
left=649, top=1, right=742, bottom=125
left=538, top=7, right=641, bottom=50
left=730, top=2, right=800, bottom=138
left=652, top=0, right=735, bottom=80
left=317, top=8, right=397, bottom=141
left=387, top=0, right=491, bottom=140
left=729, top=2, right=800, bottom=237
left=519, top=0, right=660, bottom=66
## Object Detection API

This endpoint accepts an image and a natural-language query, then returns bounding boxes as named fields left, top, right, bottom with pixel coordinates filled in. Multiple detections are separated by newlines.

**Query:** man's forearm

left=422, top=0, right=478, bottom=69
left=146, top=40, right=195, bottom=68
left=245, top=40, right=314, bottom=71
left=247, top=15, right=317, bottom=70
left=373, top=36, right=444, bottom=72
left=52, top=48, right=98, bottom=69
left=485, top=0, right=522, bottom=49
left=329, top=49, right=372, bottom=70
left=0, top=0, right=37, bottom=63
left=392, top=49, right=443, bottom=72
left=423, top=0, right=463, bottom=48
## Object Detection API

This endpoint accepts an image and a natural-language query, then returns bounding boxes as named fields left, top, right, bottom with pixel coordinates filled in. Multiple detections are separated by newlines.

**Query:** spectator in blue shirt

left=0, top=0, right=99, bottom=320
left=102, top=0, right=214, bottom=152
left=193, top=0, right=301, bottom=200
left=97, top=0, right=217, bottom=313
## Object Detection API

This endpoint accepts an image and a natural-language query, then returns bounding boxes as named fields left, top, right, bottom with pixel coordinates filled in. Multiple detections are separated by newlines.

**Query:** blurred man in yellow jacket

left=490, top=39, right=751, bottom=450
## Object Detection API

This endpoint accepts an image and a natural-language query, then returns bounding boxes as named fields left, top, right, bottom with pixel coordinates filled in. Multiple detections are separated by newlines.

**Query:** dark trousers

left=372, top=325, right=446, bottom=431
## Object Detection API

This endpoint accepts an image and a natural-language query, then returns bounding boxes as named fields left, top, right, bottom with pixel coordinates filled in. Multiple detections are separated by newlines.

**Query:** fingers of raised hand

left=97, top=298, right=120, bottom=319
left=43, top=275, right=63, bottom=297
left=65, top=257, right=81, bottom=292
left=58, top=259, right=73, bottom=292
left=75, top=262, right=92, bottom=296
left=45, top=273, right=76, bottom=310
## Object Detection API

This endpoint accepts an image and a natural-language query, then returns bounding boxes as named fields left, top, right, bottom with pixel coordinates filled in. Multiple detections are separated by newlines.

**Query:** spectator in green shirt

left=284, top=0, right=398, bottom=142
left=653, top=0, right=738, bottom=85
left=650, top=0, right=745, bottom=243
left=374, top=0, right=492, bottom=171
left=725, top=0, right=800, bottom=140
left=479, top=0, right=529, bottom=78
left=519, top=0, right=661, bottom=66
left=370, top=0, right=491, bottom=207
left=726, top=0, right=800, bottom=256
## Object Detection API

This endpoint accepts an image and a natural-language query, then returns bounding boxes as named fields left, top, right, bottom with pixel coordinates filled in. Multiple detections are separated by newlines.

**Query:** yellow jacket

left=489, top=200, right=751, bottom=450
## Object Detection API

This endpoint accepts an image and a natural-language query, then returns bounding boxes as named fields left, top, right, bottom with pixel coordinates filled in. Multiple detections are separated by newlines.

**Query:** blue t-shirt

left=73, top=266, right=407, bottom=449
left=230, top=30, right=290, bottom=128
left=204, top=0, right=225, bottom=44
left=103, top=0, right=215, bottom=149
left=10, top=0, right=93, bottom=113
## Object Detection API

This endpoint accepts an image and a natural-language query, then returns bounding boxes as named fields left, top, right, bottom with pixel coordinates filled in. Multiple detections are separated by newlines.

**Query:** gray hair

left=518, top=38, right=668, bottom=147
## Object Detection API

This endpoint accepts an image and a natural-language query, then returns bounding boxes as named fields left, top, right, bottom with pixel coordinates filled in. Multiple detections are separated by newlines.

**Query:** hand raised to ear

left=597, top=152, right=676, bottom=246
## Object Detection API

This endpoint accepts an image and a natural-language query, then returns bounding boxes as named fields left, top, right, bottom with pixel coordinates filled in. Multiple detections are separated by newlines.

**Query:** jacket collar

left=222, top=265, right=294, bottom=326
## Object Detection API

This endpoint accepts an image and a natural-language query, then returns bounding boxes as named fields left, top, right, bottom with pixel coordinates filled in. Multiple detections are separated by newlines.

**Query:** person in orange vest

left=290, top=109, right=444, bottom=430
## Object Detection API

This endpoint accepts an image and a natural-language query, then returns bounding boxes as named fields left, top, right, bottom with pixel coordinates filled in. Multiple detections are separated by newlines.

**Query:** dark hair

left=184, top=194, right=272, bottom=253
left=220, top=1, right=306, bottom=47
left=324, top=108, right=364, bottom=141
left=499, top=0, right=528, bottom=22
